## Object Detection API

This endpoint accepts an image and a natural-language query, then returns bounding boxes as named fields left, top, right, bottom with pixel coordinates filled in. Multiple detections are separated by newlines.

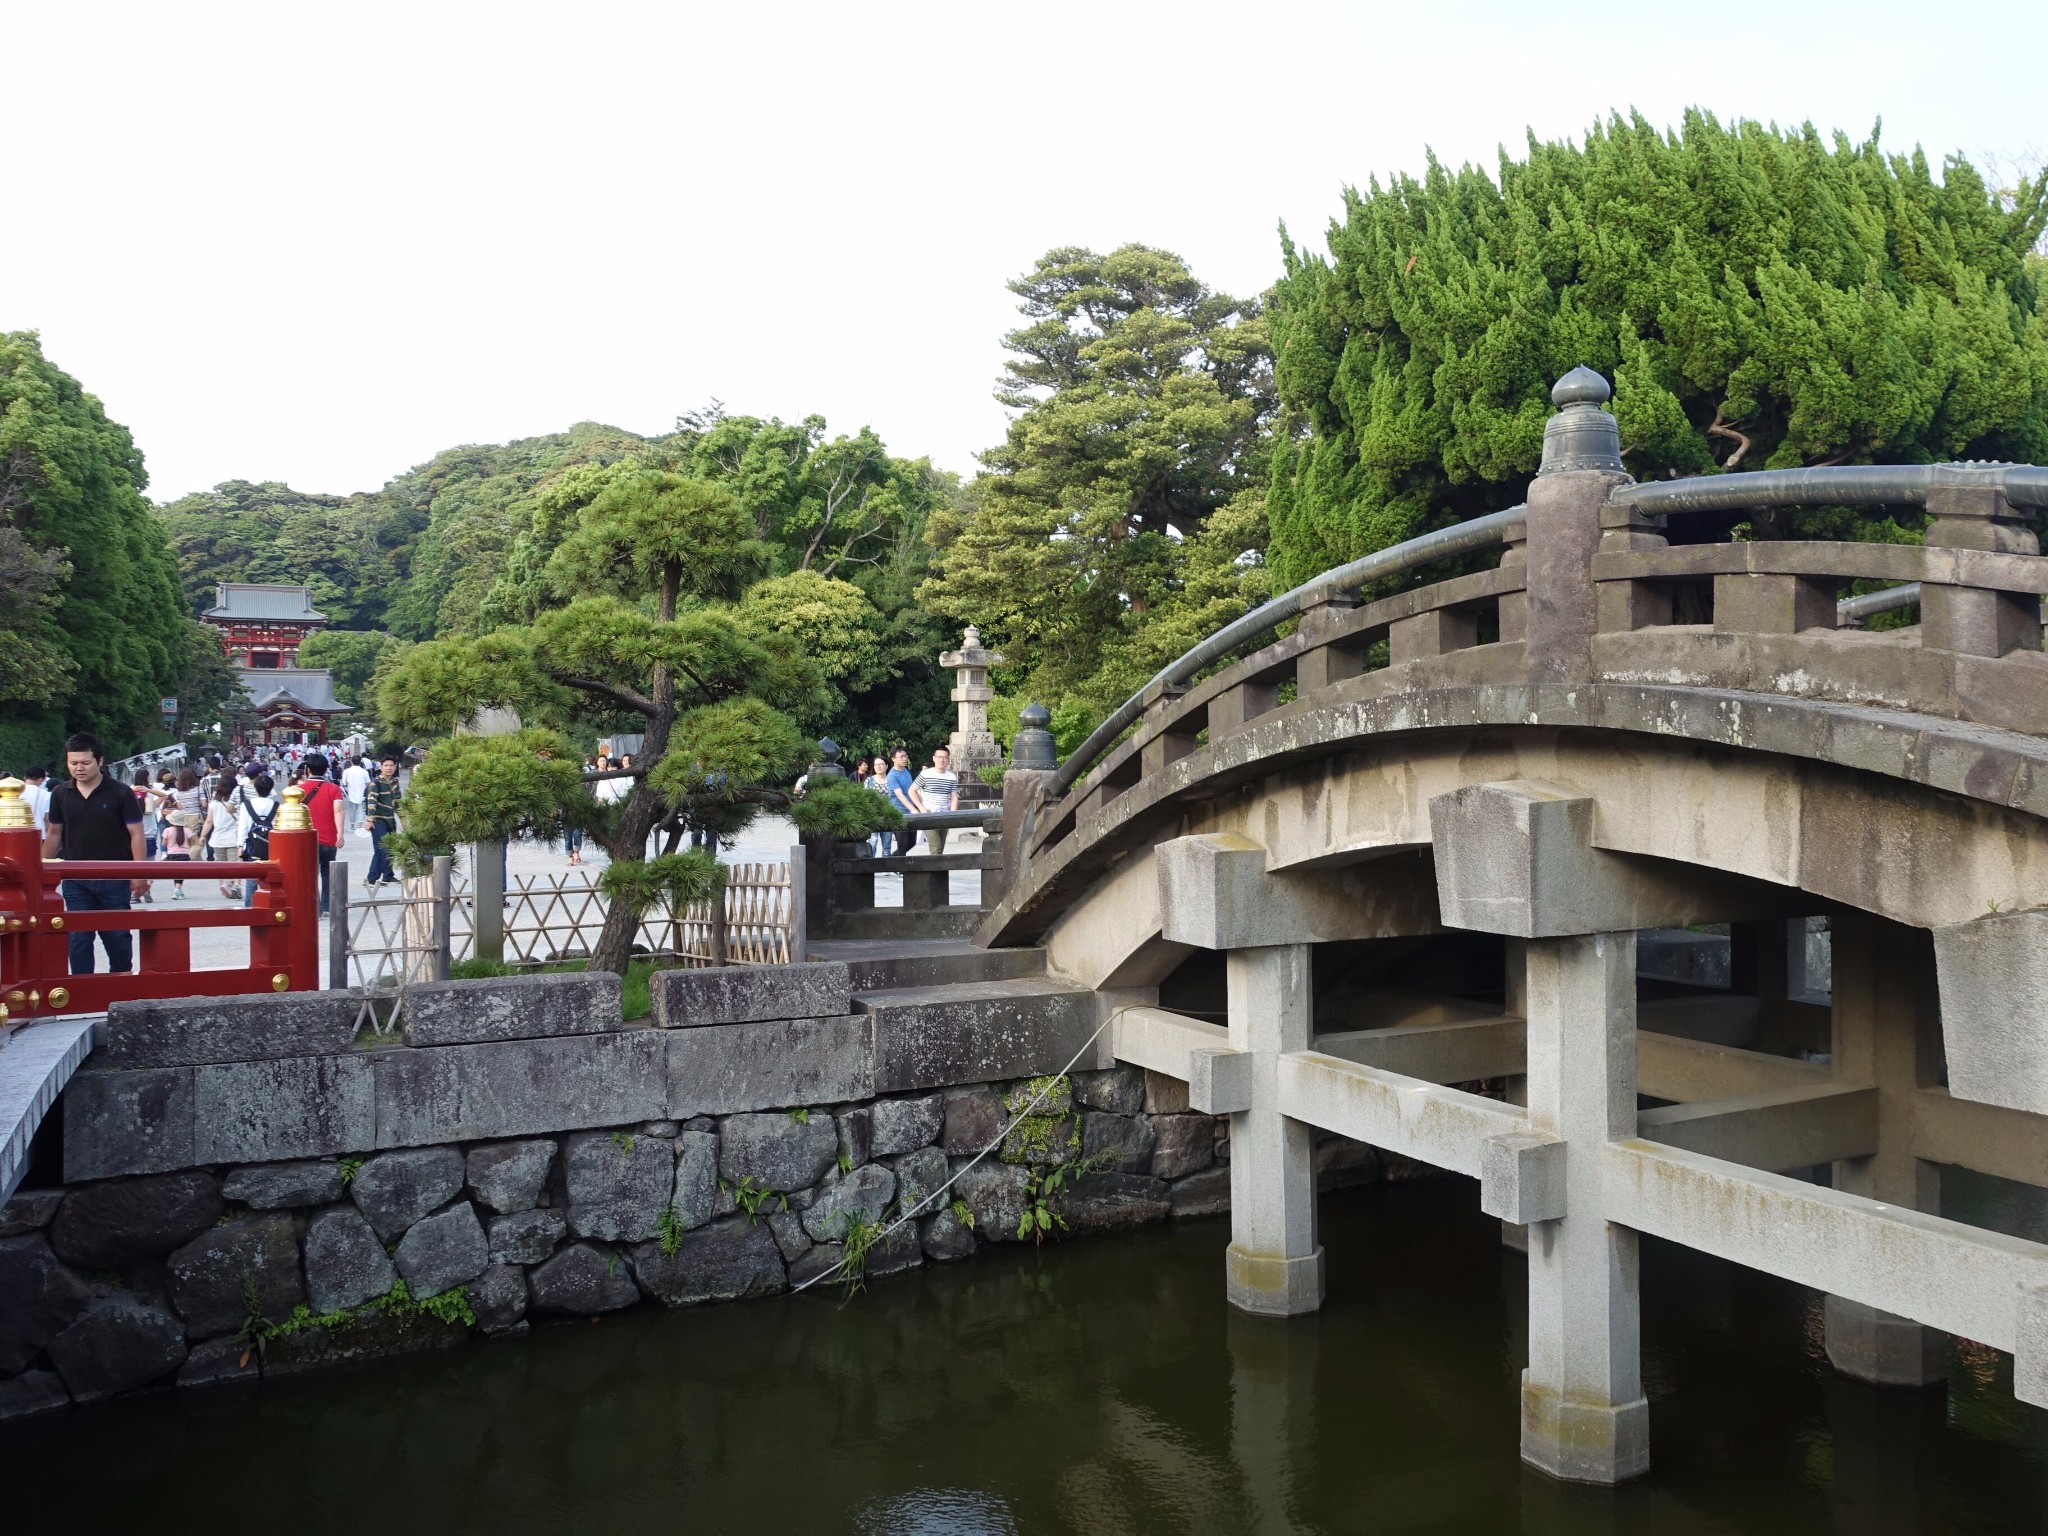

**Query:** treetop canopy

left=1267, top=109, right=2048, bottom=585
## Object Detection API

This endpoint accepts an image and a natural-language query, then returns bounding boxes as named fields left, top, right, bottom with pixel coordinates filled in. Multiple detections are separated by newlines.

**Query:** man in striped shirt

left=914, top=746, right=958, bottom=856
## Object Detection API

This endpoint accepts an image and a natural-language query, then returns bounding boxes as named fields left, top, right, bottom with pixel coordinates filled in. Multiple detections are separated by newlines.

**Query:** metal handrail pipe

left=1836, top=583, right=1922, bottom=623
left=1614, top=463, right=2048, bottom=515
left=901, top=810, right=1002, bottom=831
left=1052, top=505, right=1529, bottom=796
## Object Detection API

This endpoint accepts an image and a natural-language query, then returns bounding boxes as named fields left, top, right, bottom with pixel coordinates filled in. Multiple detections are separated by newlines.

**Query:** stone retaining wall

left=0, top=1063, right=1250, bottom=1419
left=0, top=965, right=1406, bottom=1421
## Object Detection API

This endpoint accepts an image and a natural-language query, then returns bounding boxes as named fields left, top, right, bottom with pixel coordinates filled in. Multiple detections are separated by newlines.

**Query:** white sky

left=6, top=1, right=2044, bottom=503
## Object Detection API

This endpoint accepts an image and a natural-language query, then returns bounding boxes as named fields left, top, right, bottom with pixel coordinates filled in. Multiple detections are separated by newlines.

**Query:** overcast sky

left=7, top=1, right=2044, bottom=503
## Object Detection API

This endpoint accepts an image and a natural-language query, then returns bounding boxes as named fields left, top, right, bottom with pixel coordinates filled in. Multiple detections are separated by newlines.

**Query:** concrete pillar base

left=1519, top=1372, right=1650, bottom=1484
left=1225, top=1244, right=1325, bottom=1316
left=1824, top=1295, right=1946, bottom=1388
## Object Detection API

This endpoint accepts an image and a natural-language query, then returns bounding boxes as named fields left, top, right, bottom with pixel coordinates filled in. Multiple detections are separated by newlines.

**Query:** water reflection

left=2, top=1181, right=2043, bottom=1533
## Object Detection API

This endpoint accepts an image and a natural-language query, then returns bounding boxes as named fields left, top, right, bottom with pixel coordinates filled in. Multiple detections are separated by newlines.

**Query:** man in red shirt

left=298, top=752, right=345, bottom=916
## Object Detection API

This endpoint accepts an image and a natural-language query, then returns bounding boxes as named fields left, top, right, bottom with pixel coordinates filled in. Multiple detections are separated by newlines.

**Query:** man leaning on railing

left=42, top=731, right=147, bottom=976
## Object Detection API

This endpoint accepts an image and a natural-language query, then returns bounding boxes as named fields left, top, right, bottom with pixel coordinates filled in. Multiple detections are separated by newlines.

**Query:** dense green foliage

left=164, top=411, right=956, bottom=753
left=375, top=472, right=825, bottom=972
left=292, top=628, right=408, bottom=709
left=921, top=246, right=1277, bottom=731
left=1268, top=112, right=2048, bottom=585
left=0, top=332, right=188, bottom=751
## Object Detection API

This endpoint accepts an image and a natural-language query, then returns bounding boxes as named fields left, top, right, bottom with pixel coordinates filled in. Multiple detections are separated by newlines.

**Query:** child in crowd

left=158, top=816, right=192, bottom=896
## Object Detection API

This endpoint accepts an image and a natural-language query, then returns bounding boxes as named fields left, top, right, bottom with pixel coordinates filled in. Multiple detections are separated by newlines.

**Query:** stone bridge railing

left=1001, top=368, right=2048, bottom=900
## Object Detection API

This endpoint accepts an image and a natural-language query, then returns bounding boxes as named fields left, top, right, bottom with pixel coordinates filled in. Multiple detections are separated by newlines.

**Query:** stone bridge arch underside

left=990, top=686, right=2048, bottom=1484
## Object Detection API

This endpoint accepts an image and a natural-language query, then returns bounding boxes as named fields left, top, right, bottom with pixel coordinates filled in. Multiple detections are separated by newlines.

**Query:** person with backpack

left=236, top=773, right=278, bottom=907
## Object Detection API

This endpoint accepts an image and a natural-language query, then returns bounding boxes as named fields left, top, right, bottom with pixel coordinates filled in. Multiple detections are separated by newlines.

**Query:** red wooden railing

left=0, top=778, right=320, bottom=1025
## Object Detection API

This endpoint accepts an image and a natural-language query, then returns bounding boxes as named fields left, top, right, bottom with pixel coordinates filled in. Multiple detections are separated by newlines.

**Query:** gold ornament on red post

left=275, top=783, right=312, bottom=832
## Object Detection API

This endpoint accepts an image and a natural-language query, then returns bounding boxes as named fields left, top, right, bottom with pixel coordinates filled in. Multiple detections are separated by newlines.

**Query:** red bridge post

left=0, top=778, right=43, bottom=1027
left=270, top=785, right=320, bottom=990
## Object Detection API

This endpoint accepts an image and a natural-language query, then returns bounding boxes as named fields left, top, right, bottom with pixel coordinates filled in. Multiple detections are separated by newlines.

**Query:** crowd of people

left=845, top=744, right=960, bottom=856
left=16, top=733, right=407, bottom=976
left=14, top=733, right=969, bottom=976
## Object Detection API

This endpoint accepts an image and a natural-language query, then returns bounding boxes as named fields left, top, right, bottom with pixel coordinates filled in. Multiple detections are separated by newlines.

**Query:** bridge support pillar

left=1223, top=942, right=1323, bottom=1316
left=1520, top=930, right=1649, bottom=1484
left=1825, top=913, right=1946, bottom=1388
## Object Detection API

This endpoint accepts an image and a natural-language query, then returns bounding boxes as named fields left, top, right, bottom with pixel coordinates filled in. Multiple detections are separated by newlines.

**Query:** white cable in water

left=789, top=1003, right=1139, bottom=1294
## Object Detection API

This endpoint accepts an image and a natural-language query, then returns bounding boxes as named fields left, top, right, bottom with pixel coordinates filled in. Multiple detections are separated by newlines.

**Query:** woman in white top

left=202, top=779, right=243, bottom=897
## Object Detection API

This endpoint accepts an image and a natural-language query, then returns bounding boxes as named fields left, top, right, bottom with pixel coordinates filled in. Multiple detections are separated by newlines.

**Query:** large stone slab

left=563, top=1131, right=674, bottom=1243
left=194, top=1054, right=376, bottom=1164
left=49, top=1170, right=223, bottom=1269
left=0, top=1188, right=62, bottom=1237
left=629, top=1217, right=787, bottom=1306
left=401, top=972, right=624, bottom=1047
left=718, top=1112, right=839, bottom=1193
left=1149, top=1115, right=1215, bottom=1180
left=373, top=1029, right=666, bottom=1147
left=0, top=1233, right=94, bottom=1374
left=471, top=1263, right=528, bottom=1334
left=527, top=1242, right=641, bottom=1315
left=671, top=1130, right=724, bottom=1229
left=168, top=1212, right=305, bottom=1338
left=223, top=1161, right=348, bottom=1210
left=870, top=1093, right=945, bottom=1156
left=801, top=1163, right=896, bottom=1244
left=304, top=1207, right=398, bottom=1314
left=1081, top=1111, right=1156, bottom=1175
left=952, top=1162, right=1031, bottom=1243
left=62, top=1066, right=195, bottom=1181
left=96, top=991, right=361, bottom=1068
left=865, top=981, right=1098, bottom=1093
left=1053, top=1172, right=1170, bottom=1233
left=892, top=1147, right=950, bottom=1218
left=651, top=962, right=851, bottom=1028
left=393, top=1202, right=489, bottom=1300
left=352, top=1148, right=465, bottom=1242
left=46, top=1293, right=187, bottom=1402
left=465, top=1139, right=556, bottom=1215
left=488, top=1208, right=566, bottom=1266
left=664, top=1016, right=874, bottom=1117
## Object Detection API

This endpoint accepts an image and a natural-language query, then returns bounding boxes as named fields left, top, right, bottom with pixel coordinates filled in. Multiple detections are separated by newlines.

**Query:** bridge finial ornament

left=1010, top=703, right=1058, bottom=771
left=0, top=778, right=29, bottom=830
left=1539, top=366, right=1625, bottom=477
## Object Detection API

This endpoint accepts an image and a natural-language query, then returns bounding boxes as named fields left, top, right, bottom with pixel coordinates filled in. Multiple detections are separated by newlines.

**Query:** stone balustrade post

left=1922, top=482, right=2043, bottom=656
left=995, top=704, right=1059, bottom=907
left=1526, top=368, right=1633, bottom=685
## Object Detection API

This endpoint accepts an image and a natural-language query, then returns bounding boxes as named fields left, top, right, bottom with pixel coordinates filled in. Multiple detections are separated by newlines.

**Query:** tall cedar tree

left=1267, top=111, right=2048, bottom=587
left=0, top=332, right=187, bottom=751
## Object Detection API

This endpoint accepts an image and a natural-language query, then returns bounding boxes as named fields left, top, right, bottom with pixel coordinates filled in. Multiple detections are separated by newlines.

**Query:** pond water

left=5, top=1179, right=2044, bottom=1533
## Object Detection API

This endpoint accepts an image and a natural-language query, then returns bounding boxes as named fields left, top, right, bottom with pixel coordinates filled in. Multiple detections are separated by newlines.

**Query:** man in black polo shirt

left=43, top=731, right=148, bottom=975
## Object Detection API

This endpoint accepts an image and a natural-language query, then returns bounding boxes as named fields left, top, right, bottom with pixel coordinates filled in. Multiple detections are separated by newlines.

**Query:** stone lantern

left=939, top=625, right=1005, bottom=798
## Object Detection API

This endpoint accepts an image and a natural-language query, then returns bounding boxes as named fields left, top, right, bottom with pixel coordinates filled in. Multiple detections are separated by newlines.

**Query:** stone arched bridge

left=980, top=369, right=2048, bottom=1483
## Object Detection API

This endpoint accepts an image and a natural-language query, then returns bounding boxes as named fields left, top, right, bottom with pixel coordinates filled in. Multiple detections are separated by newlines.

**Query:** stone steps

left=827, top=908, right=984, bottom=942
left=832, top=944, right=1045, bottom=993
